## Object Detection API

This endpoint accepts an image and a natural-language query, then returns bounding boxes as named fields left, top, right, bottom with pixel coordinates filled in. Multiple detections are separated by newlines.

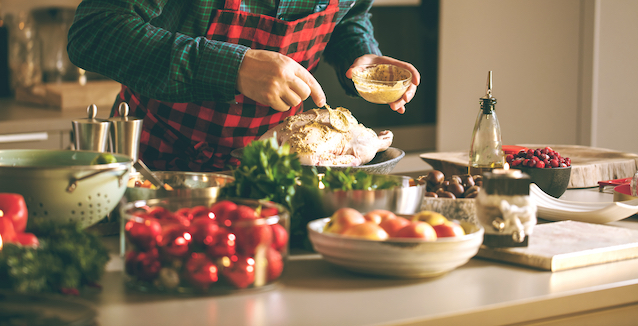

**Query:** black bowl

left=511, top=166, right=572, bottom=198
left=230, top=147, right=405, bottom=175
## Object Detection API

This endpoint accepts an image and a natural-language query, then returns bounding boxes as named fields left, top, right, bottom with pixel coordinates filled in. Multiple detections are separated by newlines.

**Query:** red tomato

left=0, top=216, right=17, bottom=242
left=0, top=193, right=28, bottom=233
left=14, top=232, right=39, bottom=247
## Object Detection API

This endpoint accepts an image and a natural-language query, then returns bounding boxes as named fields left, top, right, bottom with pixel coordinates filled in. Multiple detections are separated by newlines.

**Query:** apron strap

left=224, top=0, right=241, bottom=11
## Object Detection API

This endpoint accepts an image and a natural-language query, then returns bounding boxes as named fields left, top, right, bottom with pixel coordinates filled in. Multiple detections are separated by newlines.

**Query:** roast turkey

left=259, top=106, right=393, bottom=166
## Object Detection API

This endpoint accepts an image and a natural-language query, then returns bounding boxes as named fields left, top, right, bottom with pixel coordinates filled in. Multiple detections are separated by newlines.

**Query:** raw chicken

left=259, top=107, right=393, bottom=166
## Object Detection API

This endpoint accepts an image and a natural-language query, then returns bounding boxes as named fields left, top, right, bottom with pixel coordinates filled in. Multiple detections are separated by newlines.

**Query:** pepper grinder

left=72, top=104, right=111, bottom=152
left=108, top=102, right=143, bottom=163
left=476, top=169, right=537, bottom=248
left=468, top=71, right=504, bottom=176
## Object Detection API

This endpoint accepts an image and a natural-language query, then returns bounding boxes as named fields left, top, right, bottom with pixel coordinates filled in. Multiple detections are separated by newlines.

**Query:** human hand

left=237, top=49, right=326, bottom=112
left=346, top=54, right=420, bottom=114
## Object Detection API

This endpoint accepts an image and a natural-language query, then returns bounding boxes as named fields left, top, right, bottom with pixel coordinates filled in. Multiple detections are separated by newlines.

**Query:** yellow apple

left=324, top=207, right=366, bottom=234
left=363, top=209, right=398, bottom=224
left=412, top=210, right=448, bottom=226
left=342, top=222, right=389, bottom=240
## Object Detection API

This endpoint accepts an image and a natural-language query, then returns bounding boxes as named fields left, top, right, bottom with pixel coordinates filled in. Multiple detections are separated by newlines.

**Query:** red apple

left=363, top=209, right=397, bottom=224
left=324, top=208, right=366, bottom=234
left=432, top=221, right=466, bottom=238
left=341, top=221, right=389, bottom=240
left=379, top=216, right=411, bottom=237
left=395, top=221, right=438, bottom=241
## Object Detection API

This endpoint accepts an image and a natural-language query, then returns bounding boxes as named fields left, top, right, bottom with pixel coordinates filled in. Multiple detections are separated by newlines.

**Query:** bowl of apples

left=307, top=208, right=484, bottom=278
left=121, top=197, right=289, bottom=294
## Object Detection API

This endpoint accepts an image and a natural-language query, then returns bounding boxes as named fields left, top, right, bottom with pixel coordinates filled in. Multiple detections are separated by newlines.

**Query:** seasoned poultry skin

left=259, top=107, right=393, bottom=166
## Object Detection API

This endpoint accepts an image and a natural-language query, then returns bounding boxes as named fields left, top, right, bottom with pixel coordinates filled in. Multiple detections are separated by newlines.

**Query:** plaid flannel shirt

left=67, top=0, right=381, bottom=103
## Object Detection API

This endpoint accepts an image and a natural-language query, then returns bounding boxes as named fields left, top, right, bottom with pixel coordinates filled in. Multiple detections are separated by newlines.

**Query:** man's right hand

left=236, top=49, right=326, bottom=112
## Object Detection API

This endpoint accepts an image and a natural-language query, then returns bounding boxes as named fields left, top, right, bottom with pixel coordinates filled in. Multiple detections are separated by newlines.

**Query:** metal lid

left=482, top=169, right=531, bottom=195
left=72, top=104, right=109, bottom=124
left=107, top=102, right=142, bottom=122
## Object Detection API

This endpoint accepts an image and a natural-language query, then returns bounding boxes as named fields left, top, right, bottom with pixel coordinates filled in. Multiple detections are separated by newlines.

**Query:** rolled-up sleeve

left=67, top=0, right=247, bottom=103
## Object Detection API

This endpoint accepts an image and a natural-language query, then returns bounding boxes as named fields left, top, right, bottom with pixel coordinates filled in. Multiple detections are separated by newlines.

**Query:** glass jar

left=8, top=11, right=41, bottom=89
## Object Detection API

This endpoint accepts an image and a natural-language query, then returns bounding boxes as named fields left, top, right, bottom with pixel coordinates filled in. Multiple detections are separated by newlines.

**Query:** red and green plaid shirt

left=68, top=0, right=381, bottom=103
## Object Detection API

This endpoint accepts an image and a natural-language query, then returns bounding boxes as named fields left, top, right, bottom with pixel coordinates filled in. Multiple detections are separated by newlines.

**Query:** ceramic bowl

left=351, top=64, right=412, bottom=104
left=421, top=197, right=477, bottom=225
left=121, top=197, right=289, bottom=294
left=307, top=217, right=483, bottom=278
left=511, top=166, right=572, bottom=198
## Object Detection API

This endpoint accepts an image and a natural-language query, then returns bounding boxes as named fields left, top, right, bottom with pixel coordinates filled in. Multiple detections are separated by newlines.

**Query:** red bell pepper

left=0, top=193, right=28, bottom=233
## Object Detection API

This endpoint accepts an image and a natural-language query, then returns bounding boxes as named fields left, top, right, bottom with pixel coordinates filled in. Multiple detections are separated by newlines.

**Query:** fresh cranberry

left=535, top=161, right=545, bottom=168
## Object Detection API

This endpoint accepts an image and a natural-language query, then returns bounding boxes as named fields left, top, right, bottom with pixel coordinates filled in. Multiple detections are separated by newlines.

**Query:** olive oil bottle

left=468, top=71, right=504, bottom=176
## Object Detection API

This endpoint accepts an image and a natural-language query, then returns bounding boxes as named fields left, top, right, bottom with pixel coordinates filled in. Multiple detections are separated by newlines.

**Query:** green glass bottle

left=468, top=71, right=504, bottom=176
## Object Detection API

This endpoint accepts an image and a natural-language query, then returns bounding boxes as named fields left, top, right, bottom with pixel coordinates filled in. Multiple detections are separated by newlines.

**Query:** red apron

left=116, top=0, right=339, bottom=171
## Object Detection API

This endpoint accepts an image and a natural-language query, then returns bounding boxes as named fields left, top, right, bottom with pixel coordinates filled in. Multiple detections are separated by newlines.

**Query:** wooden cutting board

left=476, top=220, right=638, bottom=271
left=420, top=145, right=638, bottom=188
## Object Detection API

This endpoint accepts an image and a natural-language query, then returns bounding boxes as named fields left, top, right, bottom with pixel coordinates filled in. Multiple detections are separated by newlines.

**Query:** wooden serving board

left=15, top=80, right=122, bottom=111
left=476, top=220, right=638, bottom=271
left=420, top=145, right=638, bottom=188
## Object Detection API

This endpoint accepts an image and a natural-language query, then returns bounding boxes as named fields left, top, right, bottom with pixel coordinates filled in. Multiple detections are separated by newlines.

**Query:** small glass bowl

left=352, top=64, right=412, bottom=104
left=121, top=197, right=289, bottom=294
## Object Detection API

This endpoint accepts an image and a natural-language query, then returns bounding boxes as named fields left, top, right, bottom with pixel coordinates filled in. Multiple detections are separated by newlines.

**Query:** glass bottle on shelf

left=468, top=71, right=504, bottom=176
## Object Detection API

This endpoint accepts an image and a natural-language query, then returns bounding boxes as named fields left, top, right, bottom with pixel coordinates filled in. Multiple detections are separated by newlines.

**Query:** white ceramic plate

left=531, top=184, right=638, bottom=223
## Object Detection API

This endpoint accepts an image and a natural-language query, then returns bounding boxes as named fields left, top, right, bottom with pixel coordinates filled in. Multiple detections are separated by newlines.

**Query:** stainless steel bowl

left=125, top=171, right=235, bottom=202
left=318, top=175, right=425, bottom=216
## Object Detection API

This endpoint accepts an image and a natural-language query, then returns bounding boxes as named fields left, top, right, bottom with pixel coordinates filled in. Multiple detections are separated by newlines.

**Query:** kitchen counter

left=83, top=187, right=638, bottom=326
left=0, top=98, right=112, bottom=150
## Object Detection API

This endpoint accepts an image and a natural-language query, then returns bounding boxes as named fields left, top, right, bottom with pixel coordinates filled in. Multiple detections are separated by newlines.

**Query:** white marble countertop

left=82, top=186, right=638, bottom=326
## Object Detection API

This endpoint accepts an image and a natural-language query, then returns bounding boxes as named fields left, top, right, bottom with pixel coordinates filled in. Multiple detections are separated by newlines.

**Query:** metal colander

left=0, top=149, right=132, bottom=229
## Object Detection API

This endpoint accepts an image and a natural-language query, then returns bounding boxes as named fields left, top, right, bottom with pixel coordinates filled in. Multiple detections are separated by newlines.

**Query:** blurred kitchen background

left=0, top=0, right=636, bottom=158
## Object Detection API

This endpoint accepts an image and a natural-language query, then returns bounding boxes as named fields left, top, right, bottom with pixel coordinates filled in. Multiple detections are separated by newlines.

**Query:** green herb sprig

left=0, top=220, right=110, bottom=294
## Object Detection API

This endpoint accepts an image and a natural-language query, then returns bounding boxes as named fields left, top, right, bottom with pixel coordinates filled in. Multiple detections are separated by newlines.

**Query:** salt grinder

left=476, top=169, right=537, bottom=248
left=108, top=102, right=143, bottom=163
left=72, top=104, right=111, bottom=152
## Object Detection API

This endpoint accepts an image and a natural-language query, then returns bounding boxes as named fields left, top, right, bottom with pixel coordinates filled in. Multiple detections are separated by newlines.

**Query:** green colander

left=0, top=149, right=132, bottom=229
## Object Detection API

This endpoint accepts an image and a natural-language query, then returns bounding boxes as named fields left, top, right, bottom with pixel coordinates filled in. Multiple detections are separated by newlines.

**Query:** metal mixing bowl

left=318, top=175, right=425, bottom=216
left=0, top=149, right=132, bottom=229
left=125, top=171, right=235, bottom=202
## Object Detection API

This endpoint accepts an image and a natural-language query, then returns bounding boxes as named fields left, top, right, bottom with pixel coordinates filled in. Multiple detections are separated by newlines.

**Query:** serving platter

left=231, top=146, right=405, bottom=175
left=530, top=184, right=638, bottom=224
